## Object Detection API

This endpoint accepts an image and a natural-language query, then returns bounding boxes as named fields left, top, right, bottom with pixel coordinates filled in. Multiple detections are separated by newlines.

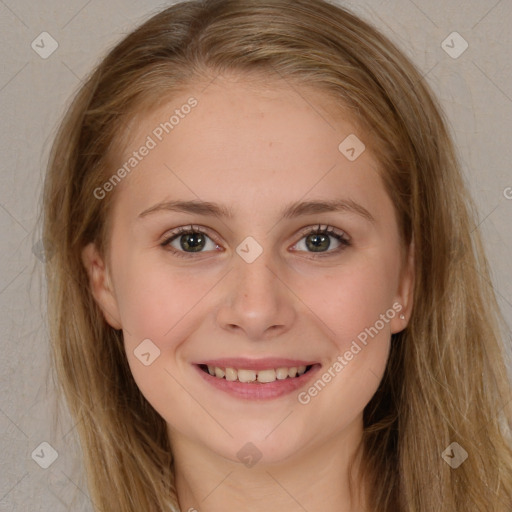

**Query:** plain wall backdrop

left=1, top=0, right=511, bottom=510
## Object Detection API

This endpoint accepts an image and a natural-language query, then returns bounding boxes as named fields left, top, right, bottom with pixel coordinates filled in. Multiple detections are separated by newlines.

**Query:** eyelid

left=161, top=224, right=219, bottom=242
left=294, top=224, right=350, bottom=243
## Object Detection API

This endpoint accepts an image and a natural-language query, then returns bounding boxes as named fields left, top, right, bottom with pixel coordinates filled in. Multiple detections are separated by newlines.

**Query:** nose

left=215, top=248, right=297, bottom=342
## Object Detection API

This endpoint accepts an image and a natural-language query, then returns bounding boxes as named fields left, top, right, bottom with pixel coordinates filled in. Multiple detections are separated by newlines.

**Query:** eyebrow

left=138, top=198, right=375, bottom=223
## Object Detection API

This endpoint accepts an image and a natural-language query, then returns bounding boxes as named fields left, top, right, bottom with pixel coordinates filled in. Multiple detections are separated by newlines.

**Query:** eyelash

left=160, top=224, right=351, bottom=259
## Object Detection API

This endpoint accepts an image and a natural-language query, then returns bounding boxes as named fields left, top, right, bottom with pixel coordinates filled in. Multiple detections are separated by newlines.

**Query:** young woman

left=42, top=0, right=512, bottom=510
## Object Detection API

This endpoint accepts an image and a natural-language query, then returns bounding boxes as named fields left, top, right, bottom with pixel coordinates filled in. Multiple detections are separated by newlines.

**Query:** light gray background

left=1, top=0, right=511, bottom=510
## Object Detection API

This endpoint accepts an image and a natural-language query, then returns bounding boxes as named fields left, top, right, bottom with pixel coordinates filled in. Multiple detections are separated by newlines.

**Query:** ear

left=390, top=237, right=415, bottom=334
left=81, top=242, right=122, bottom=330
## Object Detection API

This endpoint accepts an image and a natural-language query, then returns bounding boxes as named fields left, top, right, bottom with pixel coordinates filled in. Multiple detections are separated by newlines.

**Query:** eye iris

left=306, top=233, right=330, bottom=252
left=181, top=232, right=205, bottom=252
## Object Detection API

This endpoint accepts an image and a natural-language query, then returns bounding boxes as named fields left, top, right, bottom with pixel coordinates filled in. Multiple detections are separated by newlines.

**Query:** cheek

left=293, top=257, right=397, bottom=406
left=299, top=257, right=399, bottom=348
left=114, top=255, right=208, bottom=343
left=115, top=245, right=399, bottom=361
left=296, top=267, right=393, bottom=429
left=114, top=261, right=207, bottom=417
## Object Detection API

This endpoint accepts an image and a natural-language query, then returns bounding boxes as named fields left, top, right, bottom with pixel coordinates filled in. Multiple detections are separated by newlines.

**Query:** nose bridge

left=232, top=231, right=277, bottom=286
left=216, top=239, right=296, bottom=340
left=233, top=240, right=282, bottom=308
left=236, top=248, right=277, bottom=297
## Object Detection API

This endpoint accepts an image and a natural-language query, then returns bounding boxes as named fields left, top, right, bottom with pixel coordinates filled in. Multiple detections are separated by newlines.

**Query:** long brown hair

left=42, top=1, right=512, bottom=510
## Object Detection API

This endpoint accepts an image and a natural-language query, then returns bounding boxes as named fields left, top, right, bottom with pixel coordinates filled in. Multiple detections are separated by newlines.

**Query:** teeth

left=276, top=367, right=289, bottom=380
left=205, top=364, right=311, bottom=383
left=257, top=369, right=276, bottom=383
left=225, top=367, right=237, bottom=381
left=238, top=369, right=256, bottom=383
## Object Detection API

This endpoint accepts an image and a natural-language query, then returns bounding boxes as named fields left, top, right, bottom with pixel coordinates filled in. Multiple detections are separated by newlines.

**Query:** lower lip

left=194, top=364, right=321, bottom=400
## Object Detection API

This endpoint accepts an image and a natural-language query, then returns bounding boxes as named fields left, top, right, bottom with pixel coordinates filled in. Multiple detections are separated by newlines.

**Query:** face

left=82, top=75, right=414, bottom=467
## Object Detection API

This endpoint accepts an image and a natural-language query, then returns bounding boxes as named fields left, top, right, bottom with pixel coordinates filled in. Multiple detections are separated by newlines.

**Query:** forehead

left=108, top=76, right=385, bottom=217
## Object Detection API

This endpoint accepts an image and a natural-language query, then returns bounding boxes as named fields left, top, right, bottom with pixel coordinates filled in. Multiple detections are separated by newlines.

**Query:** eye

left=160, top=225, right=221, bottom=258
left=291, top=224, right=351, bottom=257
left=160, top=223, right=351, bottom=259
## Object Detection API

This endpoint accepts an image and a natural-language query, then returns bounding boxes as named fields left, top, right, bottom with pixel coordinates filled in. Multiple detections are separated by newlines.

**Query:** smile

left=194, top=358, right=322, bottom=400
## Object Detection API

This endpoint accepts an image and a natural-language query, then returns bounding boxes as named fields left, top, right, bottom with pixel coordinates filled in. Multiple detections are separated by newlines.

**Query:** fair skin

left=82, top=74, right=414, bottom=512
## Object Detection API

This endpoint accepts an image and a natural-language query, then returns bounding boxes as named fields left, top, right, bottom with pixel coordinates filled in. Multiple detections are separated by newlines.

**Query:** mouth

left=193, top=359, right=321, bottom=400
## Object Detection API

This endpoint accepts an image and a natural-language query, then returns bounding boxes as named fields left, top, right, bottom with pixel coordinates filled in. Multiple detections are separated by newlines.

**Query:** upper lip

left=196, top=357, right=319, bottom=370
